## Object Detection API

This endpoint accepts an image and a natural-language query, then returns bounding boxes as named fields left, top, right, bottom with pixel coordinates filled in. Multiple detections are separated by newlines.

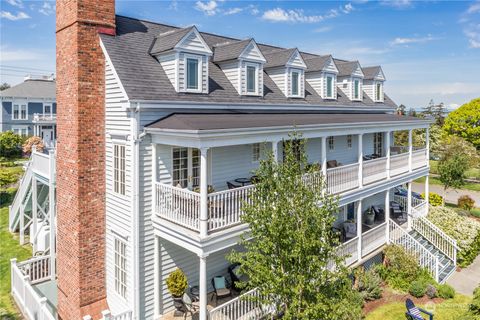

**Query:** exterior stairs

left=409, top=229, right=456, bottom=284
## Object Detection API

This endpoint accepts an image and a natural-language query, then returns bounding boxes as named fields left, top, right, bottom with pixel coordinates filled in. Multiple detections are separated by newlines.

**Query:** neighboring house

left=9, top=3, right=459, bottom=320
left=0, top=75, right=57, bottom=147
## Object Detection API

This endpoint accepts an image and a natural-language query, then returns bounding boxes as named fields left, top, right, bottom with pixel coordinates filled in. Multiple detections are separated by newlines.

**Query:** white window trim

left=347, top=135, right=353, bottom=149
left=184, top=53, right=203, bottom=93
left=375, top=81, right=383, bottom=102
left=43, top=103, right=52, bottom=117
left=353, top=79, right=360, bottom=100
left=290, top=69, right=302, bottom=98
left=12, top=103, right=28, bottom=120
left=326, top=75, right=334, bottom=99
left=328, top=136, right=335, bottom=151
left=245, top=62, right=259, bottom=96
left=114, top=236, right=128, bottom=300
left=252, top=143, right=261, bottom=163
left=113, top=144, right=126, bottom=196
left=12, top=125, right=28, bottom=136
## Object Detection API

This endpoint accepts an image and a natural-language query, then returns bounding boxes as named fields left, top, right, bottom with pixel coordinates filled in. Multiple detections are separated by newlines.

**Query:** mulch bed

left=363, top=286, right=444, bottom=315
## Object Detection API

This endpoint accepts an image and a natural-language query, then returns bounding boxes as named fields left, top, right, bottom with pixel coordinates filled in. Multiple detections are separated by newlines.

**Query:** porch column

left=49, top=150, right=56, bottom=280
left=153, top=236, right=160, bottom=319
left=386, top=131, right=391, bottom=179
left=357, top=200, right=362, bottom=259
left=408, top=129, right=413, bottom=172
left=425, top=127, right=430, bottom=165
left=199, top=253, right=208, bottom=320
left=32, top=176, right=38, bottom=252
left=358, top=134, right=363, bottom=188
left=385, top=190, right=390, bottom=244
left=407, top=181, right=412, bottom=230
left=271, top=140, right=279, bottom=162
left=321, top=136, right=327, bottom=177
left=200, top=147, right=209, bottom=237
left=425, top=175, right=429, bottom=208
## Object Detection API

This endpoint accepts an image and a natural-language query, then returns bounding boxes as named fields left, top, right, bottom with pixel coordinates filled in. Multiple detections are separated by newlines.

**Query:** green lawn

left=430, top=160, right=480, bottom=181
left=415, top=176, right=480, bottom=192
left=0, top=205, right=31, bottom=319
left=366, top=294, right=473, bottom=320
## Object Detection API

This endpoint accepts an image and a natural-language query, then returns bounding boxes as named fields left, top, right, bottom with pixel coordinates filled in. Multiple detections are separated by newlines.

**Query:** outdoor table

left=234, top=177, right=251, bottom=186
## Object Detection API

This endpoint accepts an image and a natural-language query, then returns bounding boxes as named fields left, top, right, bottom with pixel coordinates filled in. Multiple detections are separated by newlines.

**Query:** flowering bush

left=22, top=136, right=44, bottom=154
left=428, top=206, right=480, bottom=267
left=458, top=195, right=475, bottom=212
left=421, top=192, right=443, bottom=206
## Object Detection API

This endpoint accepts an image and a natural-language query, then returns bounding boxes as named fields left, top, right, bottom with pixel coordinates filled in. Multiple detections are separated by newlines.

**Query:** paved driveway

left=412, top=182, right=480, bottom=206
left=447, top=255, right=480, bottom=296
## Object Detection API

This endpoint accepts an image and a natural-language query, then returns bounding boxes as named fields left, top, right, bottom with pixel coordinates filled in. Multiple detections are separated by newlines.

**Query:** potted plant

left=166, top=268, right=188, bottom=313
left=365, top=207, right=375, bottom=226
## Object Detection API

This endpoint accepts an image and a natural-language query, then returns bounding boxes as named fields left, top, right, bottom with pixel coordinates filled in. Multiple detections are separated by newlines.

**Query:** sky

left=0, top=0, right=479, bottom=110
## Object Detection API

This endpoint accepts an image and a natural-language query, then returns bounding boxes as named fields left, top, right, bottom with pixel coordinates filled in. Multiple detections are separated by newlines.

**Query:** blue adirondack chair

left=405, top=298, right=434, bottom=320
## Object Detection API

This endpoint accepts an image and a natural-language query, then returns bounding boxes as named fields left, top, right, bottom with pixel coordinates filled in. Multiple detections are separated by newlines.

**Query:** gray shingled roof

left=263, top=48, right=297, bottom=69
left=336, top=61, right=360, bottom=77
left=213, top=39, right=252, bottom=63
left=362, top=66, right=382, bottom=80
left=0, top=79, right=55, bottom=99
left=146, top=113, right=425, bottom=131
left=302, top=54, right=332, bottom=72
left=150, top=27, right=192, bottom=55
left=100, top=15, right=396, bottom=108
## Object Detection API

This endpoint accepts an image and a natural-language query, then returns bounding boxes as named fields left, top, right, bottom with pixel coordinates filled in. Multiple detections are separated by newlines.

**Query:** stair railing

left=9, top=159, right=33, bottom=232
left=389, top=219, right=439, bottom=282
left=411, top=216, right=458, bottom=265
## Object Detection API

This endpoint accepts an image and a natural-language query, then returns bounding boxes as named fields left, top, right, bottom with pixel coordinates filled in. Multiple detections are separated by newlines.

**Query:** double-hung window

left=326, top=76, right=333, bottom=98
left=186, top=57, right=200, bottom=91
left=347, top=135, right=353, bottom=149
left=291, top=71, right=299, bottom=96
left=252, top=143, right=261, bottom=162
left=246, top=64, right=257, bottom=94
left=328, top=136, right=335, bottom=151
left=12, top=104, right=27, bottom=120
left=376, top=82, right=382, bottom=101
left=354, top=80, right=360, bottom=100
left=374, top=132, right=383, bottom=156
left=114, top=237, right=127, bottom=299
left=12, top=126, right=28, bottom=136
left=113, top=144, right=126, bottom=195
left=43, top=104, right=52, bottom=117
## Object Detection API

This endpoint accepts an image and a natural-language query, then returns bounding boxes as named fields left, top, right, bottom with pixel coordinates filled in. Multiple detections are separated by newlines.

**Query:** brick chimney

left=56, top=1, right=115, bottom=319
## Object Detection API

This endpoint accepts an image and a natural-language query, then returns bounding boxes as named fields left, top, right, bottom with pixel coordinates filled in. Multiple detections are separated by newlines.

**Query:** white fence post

left=101, top=310, right=112, bottom=320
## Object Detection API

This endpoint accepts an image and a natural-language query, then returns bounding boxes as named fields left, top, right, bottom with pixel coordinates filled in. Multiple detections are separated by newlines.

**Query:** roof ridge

left=157, top=26, right=191, bottom=37
left=213, top=38, right=251, bottom=48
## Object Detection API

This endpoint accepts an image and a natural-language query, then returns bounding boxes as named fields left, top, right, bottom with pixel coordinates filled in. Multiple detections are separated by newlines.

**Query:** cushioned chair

left=405, top=298, right=434, bottom=320
left=326, top=160, right=339, bottom=169
left=372, top=205, right=385, bottom=222
left=211, top=276, right=231, bottom=305
left=342, top=222, right=357, bottom=241
left=181, top=293, right=199, bottom=319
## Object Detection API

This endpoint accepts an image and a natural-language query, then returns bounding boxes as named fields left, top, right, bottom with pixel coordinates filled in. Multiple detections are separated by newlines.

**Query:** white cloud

left=381, top=0, right=412, bottom=9
left=390, top=35, right=438, bottom=46
left=39, top=2, right=55, bottom=16
left=5, top=0, right=23, bottom=8
left=262, top=3, right=354, bottom=23
left=467, top=1, right=480, bottom=14
left=313, top=26, right=332, bottom=33
left=251, top=7, right=259, bottom=15
left=224, top=7, right=242, bottom=15
left=169, top=0, right=178, bottom=11
left=0, top=10, right=30, bottom=21
left=195, top=0, right=218, bottom=16
left=0, top=47, right=45, bottom=62
left=464, top=25, right=480, bottom=48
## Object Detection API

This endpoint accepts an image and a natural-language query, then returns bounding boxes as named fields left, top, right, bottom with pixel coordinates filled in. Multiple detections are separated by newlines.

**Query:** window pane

left=327, top=77, right=332, bottom=97
left=354, top=80, right=359, bottom=98
left=292, top=72, right=299, bottom=96
left=187, top=58, right=198, bottom=89
left=247, top=66, right=256, bottom=93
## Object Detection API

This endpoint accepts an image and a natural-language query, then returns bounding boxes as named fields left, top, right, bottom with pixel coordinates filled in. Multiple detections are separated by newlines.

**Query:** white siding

left=266, top=67, right=287, bottom=96
left=177, top=30, right=209, bottom=53
left=323, top=57, right=338, bottom=73
left=364, top=80, right=384, bottom=102
left=178, top=53, right=209, bottom=93
left=337, top=76, right=363, bottom=101
left=287, top=68, right=305, bottom=98
left=104, top=57, right=134, bottom=315
left=219, top=61, right=240, bottom=94
left=240, top=41, right=264, bottom=62
left=306, top=72, right=337, bottom=99
left=287, top=51, right=306, bottom=69
left=158, top=53, right=177, bottom=90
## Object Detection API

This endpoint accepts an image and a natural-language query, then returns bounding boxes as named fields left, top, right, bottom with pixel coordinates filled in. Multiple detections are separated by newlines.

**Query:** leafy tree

left=228, top=134, right=363, bottom=320
left=438, top=154, right=469, bottom=204
left=0, top=131, right=23, bottom=158
left=407, top=108, right=417, bottom=117
left=0, top=82, right=10, bottom=91
left=423, top=99, right=446, bottom=126
left=397, top=104, right=407, bottom=115
left=436, top=135, right=479, bottom=168
left=443, top=98, right=480, bottom=150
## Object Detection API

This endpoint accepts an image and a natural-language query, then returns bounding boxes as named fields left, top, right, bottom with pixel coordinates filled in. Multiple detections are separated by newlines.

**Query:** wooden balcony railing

left=327, top=162, right=359, bottom=194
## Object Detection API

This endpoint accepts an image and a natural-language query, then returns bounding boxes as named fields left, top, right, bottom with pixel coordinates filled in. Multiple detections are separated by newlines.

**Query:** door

left=172, top=147, right=200, bottom=189
left=41, top=126, right=54, bottom=148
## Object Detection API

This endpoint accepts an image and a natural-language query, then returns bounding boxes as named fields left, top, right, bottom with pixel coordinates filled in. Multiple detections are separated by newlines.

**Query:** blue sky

left=1, top=0, right=479, bottom=109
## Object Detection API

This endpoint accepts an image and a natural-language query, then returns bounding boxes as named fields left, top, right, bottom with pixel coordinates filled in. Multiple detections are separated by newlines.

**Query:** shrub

left=426, top=284, right=437, bottom=298
left=382, top=245, right=422, bottom=291
left=428, top=206, right=480, bottom=267
left=469, top=286, right=480, bottom=315
left=458, top=195, right=476, bottom=212
left=0, top=131, right=23, bottom=158
left=436, top=283, right=455, bottom=299
left=421, top=192, right=443, bottom=206
left=409, top=280, right=427, bottom=298
left=354, top=268, right=383, bottom=301
left=22, top=136, right=44, bottom=154
left=0, top=187, right=17, bottom=206
left=166, top=268, right=188, bottom=297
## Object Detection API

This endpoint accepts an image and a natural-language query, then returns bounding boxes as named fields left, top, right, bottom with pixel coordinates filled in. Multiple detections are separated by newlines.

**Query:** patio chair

left=228, top=263, right=249, bottom=292
left=226, top=181, right=238, bottom=189
left=182, top=292, right=199, bottom=319
left=326, top=160, right=339, bottom=169
left=211, top=276, right=231, bottom=305
left=371, top=205, right=385, bottom=222
left=405, top=298, right=434, bottom=320
left=342, top=221, right=357, bottom=241
left=390, top=201, right=406, bottom=222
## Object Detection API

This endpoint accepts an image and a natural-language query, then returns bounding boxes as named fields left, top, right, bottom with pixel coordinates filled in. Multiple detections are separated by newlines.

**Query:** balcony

left=32, top=113, right=57, bottom=124
left=153, top=147, right=428, bottom=235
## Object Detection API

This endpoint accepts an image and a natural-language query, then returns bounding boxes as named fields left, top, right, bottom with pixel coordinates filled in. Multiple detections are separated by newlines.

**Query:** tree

left=397, top=104, right=407, bottom=115
left=228, top=134, right=363, bottom=320
left=0, top=131, right=23, bottom=158
left=438, top=154, right=469, bottom=204
left=437, top=135, right=479, bottom=168
left=0, top=83, right=10, bottom=91
left=407, top=108, right=417, bottom=117
left=443, top=98, right=480, bottom=150
left=423, top=99, right=446, bottom=126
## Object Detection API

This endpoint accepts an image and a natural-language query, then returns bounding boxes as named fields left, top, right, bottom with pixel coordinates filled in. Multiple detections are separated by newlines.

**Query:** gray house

left=0, top=75, right=56, bottom=147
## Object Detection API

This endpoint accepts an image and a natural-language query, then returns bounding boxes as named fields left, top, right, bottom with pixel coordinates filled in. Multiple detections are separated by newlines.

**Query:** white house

left=9, top=14, right=458, bottom=320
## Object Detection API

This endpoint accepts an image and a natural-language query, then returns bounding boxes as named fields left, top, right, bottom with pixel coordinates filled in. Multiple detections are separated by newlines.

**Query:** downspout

left=131, top=102, right=141, bottom=319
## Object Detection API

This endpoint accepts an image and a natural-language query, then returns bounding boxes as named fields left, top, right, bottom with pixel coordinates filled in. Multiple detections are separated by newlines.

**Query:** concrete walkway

left=447, top=255, right=480, bottom=296
left=412, top=182, right=480, bottom=205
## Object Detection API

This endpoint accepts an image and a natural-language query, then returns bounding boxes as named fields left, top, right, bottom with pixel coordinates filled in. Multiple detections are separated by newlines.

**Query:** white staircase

left=9, top=162, right=33, bottom=232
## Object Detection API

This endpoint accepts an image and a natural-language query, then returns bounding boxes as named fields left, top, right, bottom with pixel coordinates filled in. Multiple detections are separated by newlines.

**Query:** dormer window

left=326, top=76, right=334, bottom=99
left=291, top=70, right=300, bottom=96
left=354, top=79, right=360, bottom=100
left=246, top=64, right=258, bottom=94
left=186, top=56, right=200, bottom=91
left=376, top=82, right=382, bottom=101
